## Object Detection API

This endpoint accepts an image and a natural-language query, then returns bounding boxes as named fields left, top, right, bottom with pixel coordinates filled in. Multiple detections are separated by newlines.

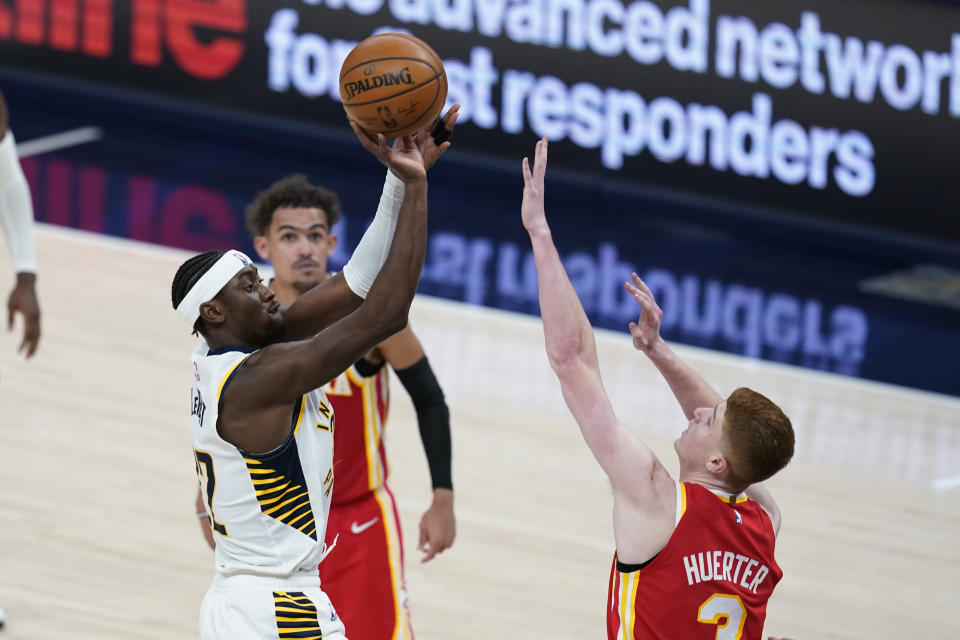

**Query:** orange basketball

left=339, top=33, right=447, bottom=138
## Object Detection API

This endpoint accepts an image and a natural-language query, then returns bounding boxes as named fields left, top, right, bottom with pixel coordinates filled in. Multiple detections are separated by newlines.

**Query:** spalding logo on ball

left=339, top=33, right=448, bottom=138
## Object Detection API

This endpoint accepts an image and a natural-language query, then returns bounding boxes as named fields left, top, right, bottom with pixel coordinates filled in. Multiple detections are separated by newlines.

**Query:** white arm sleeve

left=341, top=169, right=405, bottom=298
left=0, top=131, right=37, bottom=274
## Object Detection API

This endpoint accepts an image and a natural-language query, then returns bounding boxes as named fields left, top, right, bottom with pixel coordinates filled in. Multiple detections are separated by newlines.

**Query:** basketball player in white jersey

left=192, top=106, right=460, bottom=640
left=0, top=91, right=40, bottom=360
left=0, top=90, right=41, bottom=631
left=171, top=124, right=442, bottom=639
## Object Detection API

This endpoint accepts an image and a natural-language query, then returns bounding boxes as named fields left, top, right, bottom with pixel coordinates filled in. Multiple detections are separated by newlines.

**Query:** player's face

left=675, top=401, right=726, bottom=467
left=254, top=207, right=338, bottom=295
left=222, top=266, right=286, bottom=346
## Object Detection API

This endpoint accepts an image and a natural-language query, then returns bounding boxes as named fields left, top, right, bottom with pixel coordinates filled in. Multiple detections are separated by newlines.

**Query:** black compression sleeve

left=394, top=356, right=452, bottom=491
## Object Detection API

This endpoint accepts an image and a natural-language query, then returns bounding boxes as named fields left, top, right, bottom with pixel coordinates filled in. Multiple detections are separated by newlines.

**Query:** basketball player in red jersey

left=521, top=137, right=795, bottom=640
left=196, top=107, right=460, bottom=640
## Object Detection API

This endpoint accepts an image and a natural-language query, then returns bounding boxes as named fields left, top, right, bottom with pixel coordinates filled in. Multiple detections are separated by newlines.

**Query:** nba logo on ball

left=339, top=33, right=447, bottom=138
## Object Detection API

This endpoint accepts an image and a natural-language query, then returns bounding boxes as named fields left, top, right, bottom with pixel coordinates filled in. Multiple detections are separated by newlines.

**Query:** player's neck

left=204, top=329, right=251, bottom=352
left=679, top=471, right=742, bottom=496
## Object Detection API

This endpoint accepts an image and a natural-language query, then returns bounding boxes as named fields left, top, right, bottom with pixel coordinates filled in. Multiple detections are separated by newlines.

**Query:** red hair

left=722, top=388, right=794, bottom=487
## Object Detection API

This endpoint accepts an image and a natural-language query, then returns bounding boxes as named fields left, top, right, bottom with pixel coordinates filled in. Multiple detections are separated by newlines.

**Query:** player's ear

left=327, top=233, right=339, bottom=252
left=706, top=453, right=727, bottom=475
left=199, top=300, right=226, bottom=328
left=252, top=235, right=270, bottom=261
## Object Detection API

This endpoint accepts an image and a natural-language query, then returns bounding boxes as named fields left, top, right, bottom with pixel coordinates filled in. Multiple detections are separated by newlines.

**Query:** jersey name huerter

left=682, top=548, right=771, bottom=594
left=607, top=482, right=782, bottom=640
left=190, top=343, right=336, bottom=577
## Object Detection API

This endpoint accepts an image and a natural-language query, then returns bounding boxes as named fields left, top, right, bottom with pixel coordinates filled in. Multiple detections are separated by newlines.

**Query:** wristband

left=431, top=118, right=452, bottom=145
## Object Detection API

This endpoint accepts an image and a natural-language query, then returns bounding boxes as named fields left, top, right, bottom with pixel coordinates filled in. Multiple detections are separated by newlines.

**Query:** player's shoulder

left=196, top=344, right=258, bottom=389
left=202, top=344, right=258, bottom=365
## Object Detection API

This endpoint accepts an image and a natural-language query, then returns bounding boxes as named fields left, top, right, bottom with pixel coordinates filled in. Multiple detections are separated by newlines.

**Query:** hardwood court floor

left=0, top=225, right=957, bottom=639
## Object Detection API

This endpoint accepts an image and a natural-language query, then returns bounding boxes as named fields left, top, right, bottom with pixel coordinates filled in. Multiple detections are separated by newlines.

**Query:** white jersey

left=190, top=342, right=336, bottom=578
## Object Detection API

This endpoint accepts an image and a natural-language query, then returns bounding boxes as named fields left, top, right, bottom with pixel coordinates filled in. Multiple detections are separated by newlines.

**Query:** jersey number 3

left=195, top=450, right=228, bottom=536
left=698, top=593, right=746, bottom=640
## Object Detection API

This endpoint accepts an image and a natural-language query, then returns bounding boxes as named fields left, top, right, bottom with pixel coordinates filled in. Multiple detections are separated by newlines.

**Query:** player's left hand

left=418, top=488, right=455, bottom=563
left=521, top=136, right=549, bottom=235
left=625, top=272, right=663, bottom=353
left=350, top=121, right=428, bottom=184
left=7, top=273, right=40, bottom=358
left=415, top=103, right=460, bottom=170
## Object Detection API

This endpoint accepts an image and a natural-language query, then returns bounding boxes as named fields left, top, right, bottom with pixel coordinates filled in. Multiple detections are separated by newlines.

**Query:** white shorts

left=199, top=571, right=347, bottom=640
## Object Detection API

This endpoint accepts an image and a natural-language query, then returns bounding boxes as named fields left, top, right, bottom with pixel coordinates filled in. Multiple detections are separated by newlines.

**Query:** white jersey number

left=697, top=593, right=746, bottom=640
left=194, top=449, right=228, bottom=536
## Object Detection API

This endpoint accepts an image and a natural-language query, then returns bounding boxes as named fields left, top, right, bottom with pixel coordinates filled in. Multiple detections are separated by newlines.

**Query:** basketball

left=339, top=33, right=447, bottom=138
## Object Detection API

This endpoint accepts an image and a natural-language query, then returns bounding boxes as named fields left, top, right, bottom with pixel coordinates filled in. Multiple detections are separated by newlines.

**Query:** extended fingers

left=349, top=120, right=386, bottom=155
left=534, top=136, right=548, bottom=179
left=624, top=281, right=650, bottom=304
left=630, top=272, right=656, bottom=299
left=348, top=119, right=372, bottom=144
left=627, top=275, right=662, bottom=311
left=22, top=316, right=39, bottom=357
left=442, top=103, right=461, bottom=126
left=625, top=283, right=660, bottom=318
left=20, top=334, right=37, bottom=358
left=522, top=157, right=532, bottom=182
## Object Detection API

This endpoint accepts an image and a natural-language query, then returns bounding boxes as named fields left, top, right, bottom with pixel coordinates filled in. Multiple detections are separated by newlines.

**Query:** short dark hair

left=171, top=250, right=226, bottom=336
left=245, top=174, right=341, bottom=237
left=722, top=387, right=795, bottom=487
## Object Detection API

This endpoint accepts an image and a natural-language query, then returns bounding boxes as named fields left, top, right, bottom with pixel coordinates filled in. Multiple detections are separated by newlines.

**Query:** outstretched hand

left=624, top=272, right=662, bottom=353
left=521, top=136, right=549, bottom=235
left=7, top=274, right=40, bottom=358
left=349, top=121, right=427, bottom=184
left=415, top=103, right=461, bottom=170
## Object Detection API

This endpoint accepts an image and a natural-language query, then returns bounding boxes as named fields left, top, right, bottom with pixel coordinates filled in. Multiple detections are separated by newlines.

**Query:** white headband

left=175, top=250, right=253, bottom=326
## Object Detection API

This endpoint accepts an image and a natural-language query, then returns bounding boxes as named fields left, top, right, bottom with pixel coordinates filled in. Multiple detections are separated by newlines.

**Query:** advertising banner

left=1, top=0, right=958, bottom=243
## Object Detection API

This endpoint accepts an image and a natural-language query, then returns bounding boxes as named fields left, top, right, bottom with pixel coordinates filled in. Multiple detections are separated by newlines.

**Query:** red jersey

left=322, top=363, right=391, bottom=505
left=607, top=482, right=782, bottom=640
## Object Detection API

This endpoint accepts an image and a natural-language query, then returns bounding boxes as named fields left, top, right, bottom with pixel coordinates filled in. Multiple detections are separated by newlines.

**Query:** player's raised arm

left=281, top=106, right=459, bottom=340
left=195, top=136, right=427, bottom=453
left=239, top=136, right=426, bottom=390
left=522, top=138, right=661, bottom=497
left=625, top=274, right=782, bottom=531
left=624, top=273, right=722, bottom=418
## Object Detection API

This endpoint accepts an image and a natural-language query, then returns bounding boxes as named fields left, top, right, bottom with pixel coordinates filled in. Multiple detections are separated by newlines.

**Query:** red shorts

left=320, top=485, right=413, bottom=640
